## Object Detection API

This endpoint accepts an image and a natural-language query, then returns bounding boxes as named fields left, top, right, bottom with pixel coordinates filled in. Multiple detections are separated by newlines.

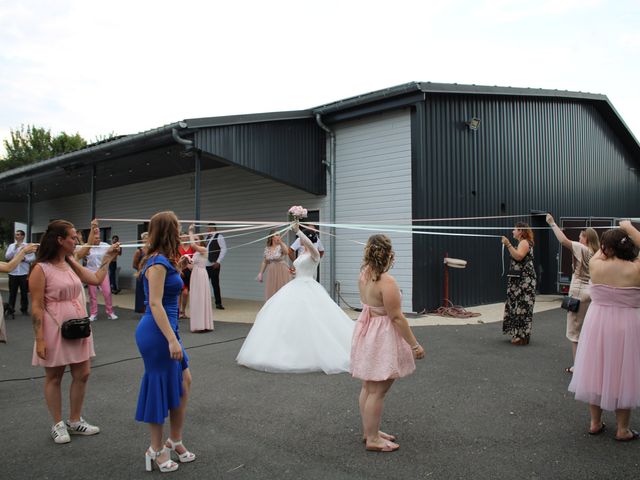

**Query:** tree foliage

left=0, top=125, right=87, bottom=173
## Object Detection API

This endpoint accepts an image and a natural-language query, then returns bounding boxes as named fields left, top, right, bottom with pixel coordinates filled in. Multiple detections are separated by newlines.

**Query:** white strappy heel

left=145, top=446, right=179, bottom=473
left=165, top=438, right=196, bottom=463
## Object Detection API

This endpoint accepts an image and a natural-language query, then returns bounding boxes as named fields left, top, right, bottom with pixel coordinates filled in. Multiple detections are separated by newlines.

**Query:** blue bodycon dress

left=135, top=254, right=188, bottom=424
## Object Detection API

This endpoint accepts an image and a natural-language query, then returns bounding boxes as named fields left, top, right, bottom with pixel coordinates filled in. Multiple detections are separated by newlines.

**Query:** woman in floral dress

left=257, top=230, right=291, bottom=301
left=501, top=222, right=536, bottom=345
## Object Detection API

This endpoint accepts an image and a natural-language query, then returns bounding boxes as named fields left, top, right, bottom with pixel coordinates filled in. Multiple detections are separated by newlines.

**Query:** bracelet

left=411, top=343, right=421, bottom=351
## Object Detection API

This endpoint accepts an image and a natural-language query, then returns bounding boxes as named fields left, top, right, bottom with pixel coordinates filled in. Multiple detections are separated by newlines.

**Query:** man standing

left=206, top=224, right=227, bottom=310
left=109, top=234, right=122, bottom=294
left=5, top=230, right=35, bottom=315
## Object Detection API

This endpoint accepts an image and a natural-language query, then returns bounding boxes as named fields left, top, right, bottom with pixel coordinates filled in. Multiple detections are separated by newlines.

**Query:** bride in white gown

left=236, top=224, right=355, bottom=374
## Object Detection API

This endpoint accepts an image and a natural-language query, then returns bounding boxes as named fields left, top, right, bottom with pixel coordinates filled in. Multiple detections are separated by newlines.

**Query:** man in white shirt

left=5, top=230, right=36, bottom=315
left=205, top=224, right=227, bottom=310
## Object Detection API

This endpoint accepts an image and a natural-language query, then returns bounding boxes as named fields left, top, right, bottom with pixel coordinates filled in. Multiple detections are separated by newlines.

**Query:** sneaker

left=107, top=313, right=118, bottom=320
left=89, top=315, right=97, bottom=322
left=215, top=304, right=225, bottom=310
left=51, top=421, right=71, bottom=444
left=66, top=417, right=100, bottom=436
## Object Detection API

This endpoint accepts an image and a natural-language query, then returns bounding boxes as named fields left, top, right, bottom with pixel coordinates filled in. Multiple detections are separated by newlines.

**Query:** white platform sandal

left=145, top=446, right=179, bottom=473
left=165, top=438, right=196, bottom=463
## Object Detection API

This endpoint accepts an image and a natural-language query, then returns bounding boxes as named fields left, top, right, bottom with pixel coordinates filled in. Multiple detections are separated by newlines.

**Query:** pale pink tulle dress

left=350, top=304, right=415, bottom=381
left=32, top=262, right=95, bottom=367
left=189, top=252, right=214, bottom=332
left=569, top=284, right=640, bottom=411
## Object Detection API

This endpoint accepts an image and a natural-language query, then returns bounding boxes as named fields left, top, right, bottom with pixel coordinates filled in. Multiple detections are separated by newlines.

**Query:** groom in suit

left=206, top=224, right=227, bottom=310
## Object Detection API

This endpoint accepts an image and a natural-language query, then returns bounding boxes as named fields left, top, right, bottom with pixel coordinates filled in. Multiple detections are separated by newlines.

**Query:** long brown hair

left=582, top=227, right=600, bottom=254
left=266, top=229, right=278, bottom=247
left=138, top=211, right=181, bottom=272
left=34, top=220, right=75, bottom=266
left=361, top=234, right=395, bottom=281
left=515, top=222, right=534, bottom=246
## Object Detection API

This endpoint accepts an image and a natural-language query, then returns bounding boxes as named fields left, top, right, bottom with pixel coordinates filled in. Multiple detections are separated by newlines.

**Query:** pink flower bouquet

left=288, top=205, right=308, bottom=221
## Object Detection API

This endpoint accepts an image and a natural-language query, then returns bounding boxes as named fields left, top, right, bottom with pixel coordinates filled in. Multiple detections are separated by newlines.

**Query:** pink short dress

left=350, top=304, right=415, bottom=381
left=569, top=284, right=640, bottom=411
left=32, top=262, right=95, bottom=367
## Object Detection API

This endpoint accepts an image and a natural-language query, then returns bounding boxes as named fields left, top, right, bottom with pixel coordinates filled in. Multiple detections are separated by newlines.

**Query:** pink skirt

left=350, top=305, right=415, bottom=381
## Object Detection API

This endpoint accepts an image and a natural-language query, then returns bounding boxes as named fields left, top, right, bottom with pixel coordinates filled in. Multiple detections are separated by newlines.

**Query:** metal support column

left=90, top=165, right=97, bottom=220
left=27, top=181, right=33, bottom=240
left=194, top=150, right=201, bottom=221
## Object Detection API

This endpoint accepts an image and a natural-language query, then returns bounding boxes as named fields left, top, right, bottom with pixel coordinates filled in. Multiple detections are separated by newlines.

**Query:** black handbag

left=561, top=296, right=580, bottom=313
left=507, top=269, right=522, bottom=278
left=60, top=317, right=92, bottom=340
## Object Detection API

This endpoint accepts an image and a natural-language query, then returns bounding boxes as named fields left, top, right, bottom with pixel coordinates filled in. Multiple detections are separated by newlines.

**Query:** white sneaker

left=66, top=417, right=100, bottom=436
left=51, top=421, right=71, bottom=444
left=89, top=315, right=97, bottom=322
left=107, top=313, right=118, bottom=320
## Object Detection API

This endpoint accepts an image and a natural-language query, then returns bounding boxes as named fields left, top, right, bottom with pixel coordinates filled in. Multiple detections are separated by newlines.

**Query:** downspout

left=315, top=113, right=337, bottom=302
left=172, top=125, right=200, bottom=221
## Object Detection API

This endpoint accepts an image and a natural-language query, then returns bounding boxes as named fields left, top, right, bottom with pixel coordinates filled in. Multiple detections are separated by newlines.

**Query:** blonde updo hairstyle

left=362, top=234, right=395, bottom=281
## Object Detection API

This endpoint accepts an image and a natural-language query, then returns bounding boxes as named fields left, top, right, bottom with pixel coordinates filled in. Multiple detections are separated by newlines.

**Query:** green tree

left=0, top=125, right=87, bottom=173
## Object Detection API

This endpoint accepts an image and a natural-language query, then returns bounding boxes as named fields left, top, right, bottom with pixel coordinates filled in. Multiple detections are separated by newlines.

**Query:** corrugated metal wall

left=194, top=119, right=326, bottom=195
left=32, top=167, right=328, bottom=296
left=332, top=109, right=413, bottom=312
left=412, top=95, right=640, bottom=311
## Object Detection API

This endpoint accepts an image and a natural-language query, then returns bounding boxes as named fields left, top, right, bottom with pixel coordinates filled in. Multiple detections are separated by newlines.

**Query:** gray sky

left=1, top=0, right=638, bottom=154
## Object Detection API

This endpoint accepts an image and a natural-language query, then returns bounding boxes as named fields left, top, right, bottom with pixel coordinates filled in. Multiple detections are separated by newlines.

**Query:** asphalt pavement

left=1, top=306, right=639, bottom=480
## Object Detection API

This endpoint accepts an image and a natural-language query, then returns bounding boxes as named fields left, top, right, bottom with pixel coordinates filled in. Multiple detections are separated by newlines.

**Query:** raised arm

left=501, top=236, right=530, bottom=261
left=0, top=243, right=38, bottom=273
left=188, top=225, right=208, bottom=254
left=75, top=219, right=98, bottom=260
left=67, top=244, right=118, bottom=285
left=620, top=220, right=640, bottom=248
left=294, top=224, right=319, bottom=261
left=546, top=214, right=573, bottom=249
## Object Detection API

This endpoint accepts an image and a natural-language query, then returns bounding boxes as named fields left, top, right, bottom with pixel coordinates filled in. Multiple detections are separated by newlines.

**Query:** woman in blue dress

left=135, top=211, right=196, bottom=473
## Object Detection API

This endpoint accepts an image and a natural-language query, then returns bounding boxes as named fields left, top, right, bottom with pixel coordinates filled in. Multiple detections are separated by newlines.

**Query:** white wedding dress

left=236, top=232, right=355, bottom=374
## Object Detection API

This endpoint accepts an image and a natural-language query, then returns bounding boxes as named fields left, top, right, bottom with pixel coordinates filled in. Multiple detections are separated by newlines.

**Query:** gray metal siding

left=412, top=95, right=640, bottom=311
left=194, top=119, right=326, bottom=195
left=332, top=109, right=413, bottom=312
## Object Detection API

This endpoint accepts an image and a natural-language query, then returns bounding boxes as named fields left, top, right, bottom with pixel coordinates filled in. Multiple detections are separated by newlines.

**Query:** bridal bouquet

left=288, top=205, right=308, bottom=221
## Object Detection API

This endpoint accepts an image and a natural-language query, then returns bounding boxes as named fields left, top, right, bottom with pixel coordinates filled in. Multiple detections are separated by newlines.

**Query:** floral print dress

left=502, top=241, right=536, bottom=340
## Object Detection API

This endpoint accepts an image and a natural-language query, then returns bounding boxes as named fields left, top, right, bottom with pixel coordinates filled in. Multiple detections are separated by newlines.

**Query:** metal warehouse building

left=1, top=82, right=639, bottom=312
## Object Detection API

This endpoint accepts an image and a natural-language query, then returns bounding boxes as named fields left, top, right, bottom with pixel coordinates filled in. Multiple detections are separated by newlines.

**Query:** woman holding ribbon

left=350, top=234, right=425, bottom=452
left=237, top=222, right=354, bottom=374
left=501, top=222, right=536, bottom=345
left=569, top=223, right=640, bottom=441
left=256, top=229, right=291, bottom=300
left=546, top=214, right=600, bottom=373
left=30, top=220, right=119, bottom=444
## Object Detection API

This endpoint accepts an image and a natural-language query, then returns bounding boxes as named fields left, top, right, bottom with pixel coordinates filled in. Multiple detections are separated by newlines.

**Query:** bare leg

left=149, top=423, right=172, bottom=465
left=362, top=379, right=395, bottom=448
left=615, top=409, right=633, bottom=439
left=68, top=360, right=91, bottom=422
left=44, top=366, right=65, bottom=423
left=571, top=342, right=578, bottom=362
left=358, top=383, right=367, bottom=433
left=589, top=404, right=604, bottom=433
left=167, top=369, right=192, bottom=455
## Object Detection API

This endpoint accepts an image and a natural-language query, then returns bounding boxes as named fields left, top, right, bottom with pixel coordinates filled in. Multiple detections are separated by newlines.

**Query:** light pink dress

left=0, top=292, right=6, bottom=342
left=32, top=262, right=95, bottom=367
left=263, top=245, right=291, bottom=300
left=350, top=303, right=415, bottom=381
left=189, top=252, right=214, bottom=332
left=569, top=284, right=640, bottom=411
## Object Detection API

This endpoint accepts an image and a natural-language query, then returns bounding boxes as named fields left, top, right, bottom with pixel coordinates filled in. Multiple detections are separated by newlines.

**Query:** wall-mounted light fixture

left=466, top=117, right=481, bottom=130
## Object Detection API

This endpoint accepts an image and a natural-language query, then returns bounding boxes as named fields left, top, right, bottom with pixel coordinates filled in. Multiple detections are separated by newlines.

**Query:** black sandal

left=588, top=422, right=606, bottom=435
left=615, top=429, right=640, bottom=442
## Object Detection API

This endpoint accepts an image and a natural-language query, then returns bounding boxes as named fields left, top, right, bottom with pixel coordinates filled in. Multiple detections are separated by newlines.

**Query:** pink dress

left=32, top=262, right=95, bottom=367
left=263, top=245, right=291, bottom=300
left=350, top=304, right=415, bottom=381
left=189, top=252, right=214, bottom=332
left=569, top=284, right=640, bottom=411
